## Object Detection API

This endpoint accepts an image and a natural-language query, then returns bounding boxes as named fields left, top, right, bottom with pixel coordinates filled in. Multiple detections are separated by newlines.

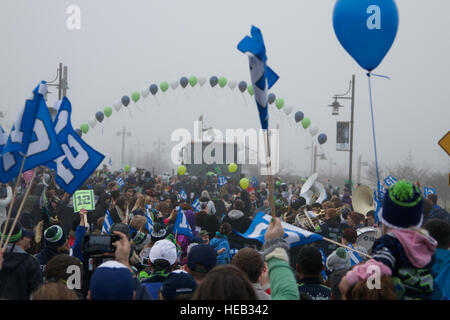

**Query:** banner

left=336, top=121, right=350, bottom=151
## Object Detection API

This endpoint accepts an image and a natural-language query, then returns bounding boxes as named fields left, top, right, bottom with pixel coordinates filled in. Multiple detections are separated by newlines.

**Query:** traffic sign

left=438, top=131, right=450, bottom=156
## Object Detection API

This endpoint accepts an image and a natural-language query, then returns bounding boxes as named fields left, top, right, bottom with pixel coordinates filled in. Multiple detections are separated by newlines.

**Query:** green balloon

left=218, top=77, right=227, bottom=88
left=131, top=91, right=140, bottom=103
left=103, top=106, right=112, bottom=118
left=189, top=76, right=198, bottom=87
left=275, top=98, right=285, bottom=110
left=302, top=117, right=311, bottom=129
left=160, top=81, right=169, bottom=92
left=228, top=163, right=237, bottom=173
left=240, top=178, right=249, bottom=190
left=248, top=85, right=254, bottom=96
left=80, top=123, right=89, bottom=134
left=177, top=165, right=187, bottom=176
left=124, top=164, right=130, bottom=172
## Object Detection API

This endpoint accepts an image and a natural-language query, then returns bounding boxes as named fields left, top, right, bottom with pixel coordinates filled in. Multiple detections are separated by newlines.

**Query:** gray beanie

left=326, top=247, right=351, bottom=272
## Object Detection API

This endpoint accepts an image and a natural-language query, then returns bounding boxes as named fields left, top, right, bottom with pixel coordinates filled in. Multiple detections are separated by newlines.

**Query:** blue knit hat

left=89, top=261, right=134, bottom=300
left=379, top=180, right=423, bottom=229
left=44, top=225, right=66, bottom=247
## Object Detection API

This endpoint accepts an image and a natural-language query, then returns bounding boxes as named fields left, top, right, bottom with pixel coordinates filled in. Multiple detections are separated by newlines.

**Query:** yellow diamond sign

left=438, top=131, right=450, bottom=156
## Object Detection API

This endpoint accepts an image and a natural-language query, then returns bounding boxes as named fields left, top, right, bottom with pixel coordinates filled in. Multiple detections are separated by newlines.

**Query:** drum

left=356, top=227, right=378, bottom=252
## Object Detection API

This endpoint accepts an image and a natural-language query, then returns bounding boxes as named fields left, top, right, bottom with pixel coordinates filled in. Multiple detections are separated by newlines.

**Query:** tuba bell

left=352, top=184, right=375, bottom=217
left=300, top=173, right=328, bottom=205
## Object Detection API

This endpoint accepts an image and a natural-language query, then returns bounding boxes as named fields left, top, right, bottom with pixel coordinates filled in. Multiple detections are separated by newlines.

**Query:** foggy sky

left=1, top=0, right=449, bottom=182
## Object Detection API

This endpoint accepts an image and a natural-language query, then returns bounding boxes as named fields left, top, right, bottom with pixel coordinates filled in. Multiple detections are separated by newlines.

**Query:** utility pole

left=356, top=154, right=368, bottom=185
left=153, top=137, right=166, bottom=173
left=135, top=141, right=144, bottom=167
left=116, top=126, right=131, bottom=166
left=46, top=63, right=69, bottom=119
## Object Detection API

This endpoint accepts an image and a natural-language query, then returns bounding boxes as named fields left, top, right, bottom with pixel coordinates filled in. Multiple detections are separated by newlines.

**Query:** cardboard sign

left=73, top=190, right=95, bottom=213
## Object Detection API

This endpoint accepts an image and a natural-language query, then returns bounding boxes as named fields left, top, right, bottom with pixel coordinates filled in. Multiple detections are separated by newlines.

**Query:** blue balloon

left=95, top=111, right=104, bottom=123
left=121, top=96, right=130, bottom=107
left=268, top=93, right=276, bottom=105
left=75, top=128, right=82, bottom=137
left=294, top=111, right=304, bottom=123
left=149, top=84, right=158, bottom=95
left=210, top=76, right=218, bottom=87
left=238, top=81, right=247, bottom=93
left=180, top=77, right=189, bottom=88
left=333, top=0, right=399, bottom=71
left=318, top=133, right=327, bottom=145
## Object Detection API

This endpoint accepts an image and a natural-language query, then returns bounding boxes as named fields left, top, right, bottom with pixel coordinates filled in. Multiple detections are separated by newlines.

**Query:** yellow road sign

left=438, top=131, right=450, bottom=156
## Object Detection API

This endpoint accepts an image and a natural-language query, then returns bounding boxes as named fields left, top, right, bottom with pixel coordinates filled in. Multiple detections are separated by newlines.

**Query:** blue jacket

left=209, top=234, right=231, bottom=264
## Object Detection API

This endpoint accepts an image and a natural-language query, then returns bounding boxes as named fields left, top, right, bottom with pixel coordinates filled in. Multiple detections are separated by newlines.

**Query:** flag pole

left=321, top=236, right=372, bottom=259
left=264, top=129, right=276, bottom=219
left=1, top=168, right=36, bottom=250
left=0, top=156, right=27, bottom=249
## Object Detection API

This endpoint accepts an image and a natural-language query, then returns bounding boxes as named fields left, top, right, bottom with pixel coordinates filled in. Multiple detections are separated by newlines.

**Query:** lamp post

left=116, top=126, right=131, bottom=166
left=329, top=74, right=355, bottom=187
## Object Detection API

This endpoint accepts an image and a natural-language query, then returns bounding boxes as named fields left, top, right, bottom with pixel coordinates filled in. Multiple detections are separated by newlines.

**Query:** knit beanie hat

left=151, top=223, right=167, bottom=243
left=89, top=260, right=134, bottom=300
left=326, top=247, right=351, bottom=272
left=132, top=231, right=150, bottom=251
left=0, top=219, right=22, bottom=244
left=44, top=225, right=66, bottom=247
left=380, top=180, right=423, bottom=229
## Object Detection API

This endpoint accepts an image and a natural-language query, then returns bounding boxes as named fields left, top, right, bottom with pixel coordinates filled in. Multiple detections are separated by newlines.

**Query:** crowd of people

left=0, top=165, right=448, bottom=300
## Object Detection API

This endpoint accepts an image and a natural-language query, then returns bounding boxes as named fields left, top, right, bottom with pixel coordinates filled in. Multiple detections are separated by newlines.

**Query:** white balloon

left=283, top=106, right=293, bottom=116
left=130, top=167, right=137, bottom=174
left=141, top=87, right=150, bottom=98
left=89, top=118, right=97, bottom=128
left=198, top=76, right=207, bottom=86
left=170, top=80, right=179, bottom=90
left=113, top=100, right=122, bottom=111
left=228, top=80, right=237, bottom=90
left=309, top=126, right=319, bottom=137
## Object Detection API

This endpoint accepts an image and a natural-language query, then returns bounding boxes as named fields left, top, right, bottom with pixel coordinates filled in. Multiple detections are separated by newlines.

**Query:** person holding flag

left=0, top=82, right=65, bottom=249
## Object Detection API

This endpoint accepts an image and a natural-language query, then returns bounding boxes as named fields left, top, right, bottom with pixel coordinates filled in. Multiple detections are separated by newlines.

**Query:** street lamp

left=329, top=74, right=356, bottom=187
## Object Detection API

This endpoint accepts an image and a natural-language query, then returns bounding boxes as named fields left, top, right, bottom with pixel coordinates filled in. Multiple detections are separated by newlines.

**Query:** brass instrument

left=352, top=185, right=375, bottom=217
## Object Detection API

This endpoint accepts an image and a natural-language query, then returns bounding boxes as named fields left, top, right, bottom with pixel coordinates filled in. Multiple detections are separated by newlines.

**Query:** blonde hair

left=130, top=215, right=147, bottom=232
left=132, top=195, right=147, bottom=212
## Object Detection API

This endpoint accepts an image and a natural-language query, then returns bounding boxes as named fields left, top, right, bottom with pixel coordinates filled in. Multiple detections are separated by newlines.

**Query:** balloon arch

left=76, top=75, right=328, bottom=146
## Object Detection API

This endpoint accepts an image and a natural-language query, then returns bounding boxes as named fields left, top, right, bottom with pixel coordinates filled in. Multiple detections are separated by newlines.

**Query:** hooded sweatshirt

left=353, top=228, right=437, bottom=300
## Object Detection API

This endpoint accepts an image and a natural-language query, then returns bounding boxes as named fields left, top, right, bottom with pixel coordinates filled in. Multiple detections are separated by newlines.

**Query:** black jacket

left=222, top=209, right=256, bottom=249
left=0, top=245, right=43, bottom=300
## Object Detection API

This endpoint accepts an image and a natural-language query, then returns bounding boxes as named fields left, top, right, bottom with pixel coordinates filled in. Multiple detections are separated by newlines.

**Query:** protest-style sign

left=73, top=189, right=95, bottom=213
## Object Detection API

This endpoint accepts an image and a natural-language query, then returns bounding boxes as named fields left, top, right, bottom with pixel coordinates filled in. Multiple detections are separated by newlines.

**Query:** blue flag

left=173, top=207, right=194, bottom=239
left=423, top=187, right=436, bottom=197
left=102, top=210, right=114, bottom=234
left=179, top=189, right=187, bottom=201
left=347, top=243, right=363, bottom=266
left=384, top=175, right=398, bottom=187
left=218, top=176, right=227, bottom=187
left=237, top=212, right=323, bottom=248
left=192, top=198, right=201, bottom=212
left=44, top=97, right=105, bottom=194
left=319, top=248, right=328, bottom=282
left=0, top=82, right=64, bottom=183
left=145, top=204, right=154, bottom=233
left=251, top=176, right=259, bottom=187
left=238, top=26, right=279, bottom=130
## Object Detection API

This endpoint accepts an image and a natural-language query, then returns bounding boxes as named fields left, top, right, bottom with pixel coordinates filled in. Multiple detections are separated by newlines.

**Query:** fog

left=1, top=0, right=449, bottom=182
